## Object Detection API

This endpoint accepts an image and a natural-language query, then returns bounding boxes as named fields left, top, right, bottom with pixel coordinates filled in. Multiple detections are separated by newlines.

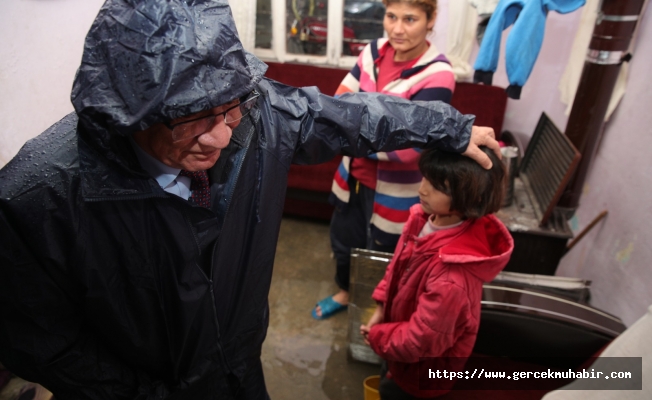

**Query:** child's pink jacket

left=369, top=204, right=514, bottom=397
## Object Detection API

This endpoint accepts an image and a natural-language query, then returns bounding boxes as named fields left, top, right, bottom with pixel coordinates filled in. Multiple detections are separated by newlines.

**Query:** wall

left=0, top=0, right=105, bottom=166
left=1, top=0, right=650, bottom=326
left=432, top=0, right=582, bottom=138
left=485, top=11, right=580, bottom=138
left=556, top=5, right=652, bottom=326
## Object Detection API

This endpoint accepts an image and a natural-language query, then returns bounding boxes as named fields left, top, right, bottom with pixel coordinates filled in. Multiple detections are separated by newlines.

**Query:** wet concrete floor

left=262, top=216, right=379, bottom=399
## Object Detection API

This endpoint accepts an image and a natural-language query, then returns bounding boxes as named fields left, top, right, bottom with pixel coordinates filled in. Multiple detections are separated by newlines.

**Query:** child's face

left=418, top=178, right=453, bottom=216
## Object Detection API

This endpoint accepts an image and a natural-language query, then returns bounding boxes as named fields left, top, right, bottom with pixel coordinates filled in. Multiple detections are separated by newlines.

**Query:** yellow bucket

left=363, top=375, right=381, bottom=400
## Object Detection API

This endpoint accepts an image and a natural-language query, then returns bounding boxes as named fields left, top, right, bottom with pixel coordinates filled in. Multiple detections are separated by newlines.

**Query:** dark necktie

left=179, top=170, right=211, bottom=208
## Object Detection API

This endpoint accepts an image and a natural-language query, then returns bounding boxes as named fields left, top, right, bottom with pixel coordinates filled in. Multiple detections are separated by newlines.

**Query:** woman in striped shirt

left=313, top=0, right=456, bottom=319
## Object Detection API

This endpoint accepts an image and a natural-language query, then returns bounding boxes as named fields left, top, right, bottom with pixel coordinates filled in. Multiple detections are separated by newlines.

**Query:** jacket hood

left=409, top=204, right=514, bottom=283
left=71, top=0, right=267, bottom=139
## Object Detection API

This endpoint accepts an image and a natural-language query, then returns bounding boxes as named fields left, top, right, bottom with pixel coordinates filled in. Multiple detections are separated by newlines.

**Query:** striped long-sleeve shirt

left=330, top=38, right=455, bottom=246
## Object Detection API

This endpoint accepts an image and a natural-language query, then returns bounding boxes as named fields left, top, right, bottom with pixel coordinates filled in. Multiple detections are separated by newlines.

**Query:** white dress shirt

left=129, top=138, right=192, bottom=200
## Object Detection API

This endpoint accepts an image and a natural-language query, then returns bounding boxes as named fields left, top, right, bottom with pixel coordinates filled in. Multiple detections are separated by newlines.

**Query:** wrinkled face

left=383, top=2, right=435, bottom=61
left=132, top=100, right=240, bottom=171
left=418, top=177, right=453, bottom=216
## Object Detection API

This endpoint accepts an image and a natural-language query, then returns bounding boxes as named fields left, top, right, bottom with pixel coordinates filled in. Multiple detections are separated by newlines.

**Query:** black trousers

left=329, top=178, right=396, bottom=291
left=379, top=362, right=415, bottom=400
left=379, top=362, right=444, bottom=400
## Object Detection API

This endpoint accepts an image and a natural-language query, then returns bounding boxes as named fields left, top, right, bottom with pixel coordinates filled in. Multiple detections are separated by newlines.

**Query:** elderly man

left=0, top=0, right=499, bottom=399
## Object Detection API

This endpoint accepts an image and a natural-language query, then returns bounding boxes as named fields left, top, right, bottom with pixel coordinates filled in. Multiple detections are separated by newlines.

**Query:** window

left=243, top=0, right=385, bottom=68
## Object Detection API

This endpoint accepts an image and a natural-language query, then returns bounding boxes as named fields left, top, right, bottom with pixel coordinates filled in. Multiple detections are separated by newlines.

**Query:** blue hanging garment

left=473, top=0, right=585, bottom=99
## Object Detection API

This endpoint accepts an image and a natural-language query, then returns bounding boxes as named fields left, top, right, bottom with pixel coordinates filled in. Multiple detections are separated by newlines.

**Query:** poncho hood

left=71, top=0, right=267, bottom=139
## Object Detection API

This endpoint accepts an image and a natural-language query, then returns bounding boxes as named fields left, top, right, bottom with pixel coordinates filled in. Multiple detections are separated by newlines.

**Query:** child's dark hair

left=418, top=146, right=505, bottom=219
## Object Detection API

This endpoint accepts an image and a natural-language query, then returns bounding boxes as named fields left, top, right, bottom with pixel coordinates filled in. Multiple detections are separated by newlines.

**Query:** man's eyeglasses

left=167, top=90, right=260, bottom=142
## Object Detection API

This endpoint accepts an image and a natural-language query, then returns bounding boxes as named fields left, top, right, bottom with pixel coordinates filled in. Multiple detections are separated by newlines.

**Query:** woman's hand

left=360, top=304, right=384, bottom=345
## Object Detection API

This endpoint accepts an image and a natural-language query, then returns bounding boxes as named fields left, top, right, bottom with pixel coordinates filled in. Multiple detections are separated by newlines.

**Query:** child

left=361, top=146, right=514, bottom=399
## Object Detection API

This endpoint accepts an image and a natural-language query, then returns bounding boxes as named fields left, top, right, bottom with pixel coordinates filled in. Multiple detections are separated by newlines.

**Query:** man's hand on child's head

left=462, top=126, right=502, bottom=169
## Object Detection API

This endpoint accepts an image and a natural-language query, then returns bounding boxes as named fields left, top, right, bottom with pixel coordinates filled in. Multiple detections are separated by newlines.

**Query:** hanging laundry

left=447, top=0, right=478, bottom=81
left=469, top=0, right=500, bottom=17
left=473, top=0, right=585, bottom=99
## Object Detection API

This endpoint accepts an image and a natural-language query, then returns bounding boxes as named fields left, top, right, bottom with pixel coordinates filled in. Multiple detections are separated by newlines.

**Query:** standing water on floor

left=263, top=217, right=379, bottom=400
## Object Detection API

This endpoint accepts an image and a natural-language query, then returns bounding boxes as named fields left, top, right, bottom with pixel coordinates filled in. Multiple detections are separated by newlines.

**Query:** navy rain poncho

left=0, top=0, right=474, bottom=398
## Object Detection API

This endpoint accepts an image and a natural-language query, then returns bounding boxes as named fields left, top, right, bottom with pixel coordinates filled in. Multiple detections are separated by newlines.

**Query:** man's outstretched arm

left=260, top=80, right=500, bottom=169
